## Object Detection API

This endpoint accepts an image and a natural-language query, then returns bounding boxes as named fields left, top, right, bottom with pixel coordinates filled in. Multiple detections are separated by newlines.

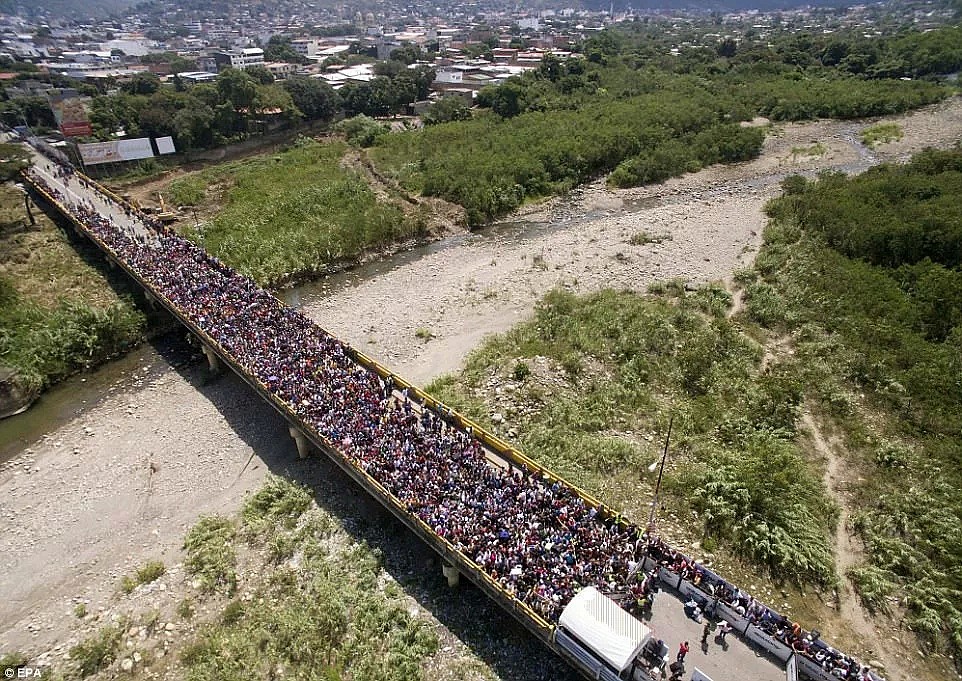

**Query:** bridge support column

left=289, top=426, right=312, bottom=459
left=441, top=561, right=460, bottom=588
left=201, top=343, right=221, bottom=374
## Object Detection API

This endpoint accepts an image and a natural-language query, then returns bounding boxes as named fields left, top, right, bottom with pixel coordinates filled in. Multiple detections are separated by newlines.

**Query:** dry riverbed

left=2, top=96, right=961, bottom=679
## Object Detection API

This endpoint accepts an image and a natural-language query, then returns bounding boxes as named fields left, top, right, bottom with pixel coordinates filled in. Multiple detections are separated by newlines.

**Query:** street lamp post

left=646, top=415, right=673, bottom=534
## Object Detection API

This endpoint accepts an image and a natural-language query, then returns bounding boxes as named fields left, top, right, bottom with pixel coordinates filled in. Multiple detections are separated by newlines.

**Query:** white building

left=213, top=47, right=264, bottom=71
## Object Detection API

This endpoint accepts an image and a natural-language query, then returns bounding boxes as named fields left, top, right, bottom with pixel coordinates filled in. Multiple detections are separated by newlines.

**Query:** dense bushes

left=375, top=86, right=767, bottom=226
left=753, top=150, right=962, bottom=660
left=0, top=285, right=146, bottom=393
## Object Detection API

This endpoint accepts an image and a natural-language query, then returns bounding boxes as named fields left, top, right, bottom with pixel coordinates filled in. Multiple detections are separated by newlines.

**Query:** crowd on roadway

left=20, top=139, right=883, bottom=681
left=647, top=536, right=882, bottom=681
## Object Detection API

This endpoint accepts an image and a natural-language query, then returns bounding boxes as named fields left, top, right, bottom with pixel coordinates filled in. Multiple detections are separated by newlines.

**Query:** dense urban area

left=1, top=0, right=962, bottom=680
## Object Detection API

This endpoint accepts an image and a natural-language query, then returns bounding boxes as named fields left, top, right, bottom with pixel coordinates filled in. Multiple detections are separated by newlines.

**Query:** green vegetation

left=859, top=122, right=904, bottom=148
left=427, top=284, right=837, bottom=585
left=179, top=138, right=418, bottom=286
left=183, top=515, right=238, bottom=595
left=628, top=230, right=672, bottom=245
left=177, top=597, right=195, bottom=620
left=0, top=184, right=147, bottom=396
left=73, top=602, right=87, bottom=619
left=167, top=176, right=205, bottom=206
left=374, top=93, right=767, bottom=226
left=371, top=21, right=954, bottom=226
left=336, top=114, right=389, bottom=147
left=121, top=560, right=167, bottom=593
left=790, top=143, right=827, bottom=159
left=751, top=149, right=962, bottom=659
left=0, top=652, right=28, bottom=675
left=69, top=625, right=122, bottom=677
left=178, top=475, right=439, bottom=681
left=414, top=327, right=434, bottom=341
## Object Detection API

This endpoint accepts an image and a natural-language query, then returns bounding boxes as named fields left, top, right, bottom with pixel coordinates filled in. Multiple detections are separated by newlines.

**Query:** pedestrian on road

left=677, top=641, right=689, bottom=663
left=718, top=621, right=732, bottom=642
left=701, top=620, right=712, bottom=644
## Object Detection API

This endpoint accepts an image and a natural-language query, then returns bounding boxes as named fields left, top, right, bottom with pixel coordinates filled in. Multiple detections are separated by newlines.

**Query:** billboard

left=79, top=138, right=155, bottom=165
left=155, top=136, right=177, bottom=155
left=48, top=90, right=93, bottom=138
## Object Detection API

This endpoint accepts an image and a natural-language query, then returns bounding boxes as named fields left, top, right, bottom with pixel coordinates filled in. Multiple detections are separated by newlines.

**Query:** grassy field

left=0, top=184, right=147, bottom=397
left=165, top=138, right=428, bottom=287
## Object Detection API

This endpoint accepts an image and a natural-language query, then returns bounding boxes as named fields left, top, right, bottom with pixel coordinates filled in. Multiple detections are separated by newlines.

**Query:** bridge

left=15, top=135, right=880, bottom=681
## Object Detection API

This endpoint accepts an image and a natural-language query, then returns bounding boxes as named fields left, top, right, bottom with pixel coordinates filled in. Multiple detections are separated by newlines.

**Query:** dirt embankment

left=2, top=96, right=962, bottom=679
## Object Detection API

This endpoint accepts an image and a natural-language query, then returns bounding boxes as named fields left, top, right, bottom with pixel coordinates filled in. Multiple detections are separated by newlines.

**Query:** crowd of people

left=21, top=141, right=882, bottom=681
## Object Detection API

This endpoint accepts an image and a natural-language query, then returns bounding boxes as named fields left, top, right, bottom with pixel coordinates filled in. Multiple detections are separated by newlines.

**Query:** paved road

left=647, top=587, right=786, bottom=681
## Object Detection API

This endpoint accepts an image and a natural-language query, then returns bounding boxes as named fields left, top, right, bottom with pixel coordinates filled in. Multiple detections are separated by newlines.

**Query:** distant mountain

left=589, top=0, right=850, bottom=10
left=4, top=0, right=139, bottom=19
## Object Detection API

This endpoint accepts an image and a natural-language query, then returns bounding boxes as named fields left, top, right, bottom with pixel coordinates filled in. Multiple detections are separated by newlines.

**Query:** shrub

left=336, top=115, right=388, bottom=147
left=70, top=626, right=122, bottom=677
left=243, top=475, right=313, bottom=534
left=136, top=560, right=166, bottom=584
left=512, top=360, right=531, bottom=381
left=184, top=515, right=237, bottom=595
left=859, top=123, right=903, bottom=148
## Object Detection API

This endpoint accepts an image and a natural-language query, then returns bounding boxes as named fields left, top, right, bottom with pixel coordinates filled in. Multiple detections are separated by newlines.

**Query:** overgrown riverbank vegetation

left=370, top=22, right=956, bottom=225
left=746, top=149, right=962, bottom=663
left=426, top=284, right=838, bottom=587
left=166, top=138, right=429, bottom=287
left=0, top=184, right=146, bottom=399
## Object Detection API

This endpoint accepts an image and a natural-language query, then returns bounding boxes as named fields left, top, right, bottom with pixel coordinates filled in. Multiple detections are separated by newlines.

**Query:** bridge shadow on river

left=153, top=334, right=580, bottom=681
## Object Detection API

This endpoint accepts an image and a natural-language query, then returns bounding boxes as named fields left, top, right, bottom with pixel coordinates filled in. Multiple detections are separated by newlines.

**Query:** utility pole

left=646, top=415, right=673, bottom=534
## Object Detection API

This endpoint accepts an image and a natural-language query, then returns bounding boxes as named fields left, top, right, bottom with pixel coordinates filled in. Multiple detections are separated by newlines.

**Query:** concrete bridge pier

left=288, top=425, right=313, bottom=459
left=441, top=561, right=460, bottom=588
left=201, top=343, right=222, bottom=374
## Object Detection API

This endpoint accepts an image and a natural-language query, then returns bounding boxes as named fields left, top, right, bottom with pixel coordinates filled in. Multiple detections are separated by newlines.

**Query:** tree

left=0, top=143, right=29, bottom=182
left=264, top=35, right=308, bottom=65
left=716, top=38, right=738, bottom=59
left=122, top=72, right=161, bottom=96
left=476, top=81, right=525, bottom=118
left=390, top=73, right=418, bottom=113
left=282, top=76, right=340, bottom=121
left=253, top=83, right=300, bottom=120
left=538, top=54, right=564, bottom=82
left=245, top=65, right=275, bottom=85
left=217, top=68, right=257, bottom=111
left=389, top=43, right=423, bottom=65
left=422, top=96, right=471, bottom=125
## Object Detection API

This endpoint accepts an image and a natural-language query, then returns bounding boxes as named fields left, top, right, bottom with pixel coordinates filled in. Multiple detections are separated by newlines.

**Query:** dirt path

left=3, top=96, right=962, bottom=676
left=802, top=411, right=912, bottom=680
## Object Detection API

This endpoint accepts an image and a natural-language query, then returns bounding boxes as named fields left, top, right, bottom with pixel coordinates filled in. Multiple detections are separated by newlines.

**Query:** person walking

left=677, top=641, right=690, bottom=663
left=701, top=620, right=712, bottom=644
left=718, top=621, right=732, bottom=643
